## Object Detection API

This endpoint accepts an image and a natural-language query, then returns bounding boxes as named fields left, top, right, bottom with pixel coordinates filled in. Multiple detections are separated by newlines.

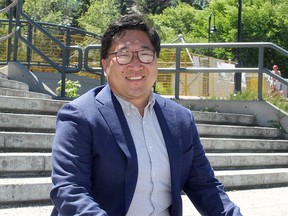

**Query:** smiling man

left=50, top=14, right=242, bottom=216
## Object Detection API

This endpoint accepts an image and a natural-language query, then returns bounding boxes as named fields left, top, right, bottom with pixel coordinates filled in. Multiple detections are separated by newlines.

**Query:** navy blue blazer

left=50, top=85, right=241, bottom=216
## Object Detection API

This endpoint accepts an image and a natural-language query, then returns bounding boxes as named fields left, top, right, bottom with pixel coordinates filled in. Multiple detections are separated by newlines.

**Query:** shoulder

left=154, top=94, right=192, bottom=117
left=154, top=94, right=185, bottom=108
left=58, top=85, right=107, bottom=115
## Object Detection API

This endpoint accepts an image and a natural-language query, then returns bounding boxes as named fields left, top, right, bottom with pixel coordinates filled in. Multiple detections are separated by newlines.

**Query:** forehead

left=111, top=30, right=153, bottom=50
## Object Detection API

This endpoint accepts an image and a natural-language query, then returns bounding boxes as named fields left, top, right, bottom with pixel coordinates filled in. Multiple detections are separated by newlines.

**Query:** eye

left=117, top=50, right=131, bottom=57
left=139, top=50, right=154, bottom=56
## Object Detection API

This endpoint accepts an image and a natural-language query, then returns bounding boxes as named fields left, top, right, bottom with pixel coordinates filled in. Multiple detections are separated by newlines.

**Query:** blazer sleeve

left=182, top=112, right=242, bottom=216
left=50, top=103, right=108, bottom=216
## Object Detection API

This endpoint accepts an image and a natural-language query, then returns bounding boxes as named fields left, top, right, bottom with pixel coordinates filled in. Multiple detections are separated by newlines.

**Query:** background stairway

left=0, top=75, right=288, bottom=208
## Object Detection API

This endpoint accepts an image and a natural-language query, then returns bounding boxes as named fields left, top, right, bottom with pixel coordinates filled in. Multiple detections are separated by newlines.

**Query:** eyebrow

left=117, top=45, right=153, bottom=52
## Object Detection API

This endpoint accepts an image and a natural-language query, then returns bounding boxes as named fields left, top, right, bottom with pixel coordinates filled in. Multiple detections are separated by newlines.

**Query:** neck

left=130, top=98, right=149, bottom=116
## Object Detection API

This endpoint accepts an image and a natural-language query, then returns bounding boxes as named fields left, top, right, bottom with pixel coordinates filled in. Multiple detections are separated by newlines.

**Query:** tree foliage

left=23, top=0, right=81, bottom=26
left=150, top=0, right=288, bottom=77
left=78, top=0, right=120, bottom=35
left=3, top=0, right=288, bottom=76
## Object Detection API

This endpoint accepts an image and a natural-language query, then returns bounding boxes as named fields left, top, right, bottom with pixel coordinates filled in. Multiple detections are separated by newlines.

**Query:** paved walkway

left=183, top=187, right=288, bottom=216
left=0, top=187, right=287, bottom=215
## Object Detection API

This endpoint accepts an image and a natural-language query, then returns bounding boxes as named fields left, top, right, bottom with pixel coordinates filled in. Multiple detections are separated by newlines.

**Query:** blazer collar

left=154, top=96, right=182, bottom=213
left=96, top=87, right=181, bottom=213
left=96, top=85, right=138, bottom=213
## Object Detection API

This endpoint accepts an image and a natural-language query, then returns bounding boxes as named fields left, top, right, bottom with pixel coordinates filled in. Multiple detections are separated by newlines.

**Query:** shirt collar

left=114, top=92, right=155, bottom=116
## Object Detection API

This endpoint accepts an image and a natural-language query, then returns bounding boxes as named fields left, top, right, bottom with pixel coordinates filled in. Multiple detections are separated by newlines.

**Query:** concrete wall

left=32, top=71, right=101, bottom=96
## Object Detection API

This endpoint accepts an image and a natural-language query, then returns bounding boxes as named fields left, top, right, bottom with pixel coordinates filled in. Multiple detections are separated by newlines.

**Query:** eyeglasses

left=108, top=49, right=155, bottom=65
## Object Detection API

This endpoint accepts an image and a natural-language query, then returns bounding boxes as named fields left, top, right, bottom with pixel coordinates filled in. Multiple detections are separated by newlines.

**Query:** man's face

left=101, top=30, right=158, bottom=104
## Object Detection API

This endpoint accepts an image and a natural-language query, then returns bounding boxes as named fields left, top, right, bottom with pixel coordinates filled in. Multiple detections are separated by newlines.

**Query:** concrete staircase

left=0, top=75, right=288, bottom=208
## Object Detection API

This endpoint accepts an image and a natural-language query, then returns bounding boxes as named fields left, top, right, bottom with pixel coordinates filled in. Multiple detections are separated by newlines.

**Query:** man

left=50, top=14, right=242, bottom=215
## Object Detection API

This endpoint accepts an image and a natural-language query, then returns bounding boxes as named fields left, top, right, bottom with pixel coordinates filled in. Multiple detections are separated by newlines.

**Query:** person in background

left=50, top=14, right=242, bottom=216
left=269, top=65, right=283, bottom=96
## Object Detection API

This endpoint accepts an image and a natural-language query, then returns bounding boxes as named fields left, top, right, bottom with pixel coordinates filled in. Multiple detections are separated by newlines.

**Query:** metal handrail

left=12, top=0, right=87, bottom=97
left=15, top=26, right=83, bottom=73
left=1, top=0, right=101, bottom=97
left=2, top=0, right=287, bottom=100
left=0, top=19, right=102, bottom=40
left=0, top=29, right=16, bottom=42
left=0, top=0, right=18, bottom=42
left=84, top=42, right=288, bottom=100
left=0, top=0, right=18, bottom=13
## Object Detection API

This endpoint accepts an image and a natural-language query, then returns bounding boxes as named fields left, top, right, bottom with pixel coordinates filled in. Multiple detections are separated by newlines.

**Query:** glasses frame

left=108, top=49, right=156, bottom=65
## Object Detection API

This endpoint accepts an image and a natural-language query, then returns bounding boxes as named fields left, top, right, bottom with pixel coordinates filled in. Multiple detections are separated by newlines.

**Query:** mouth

left=126, top=76, right=144, bottom=81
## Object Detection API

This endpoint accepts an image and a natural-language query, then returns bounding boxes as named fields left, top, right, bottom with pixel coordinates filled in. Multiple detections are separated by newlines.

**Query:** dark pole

left=234, top=0, right=242, bottom=93
left=204, top=14, right=213, bottom=97
left=208, top=14, right=212, bottom=44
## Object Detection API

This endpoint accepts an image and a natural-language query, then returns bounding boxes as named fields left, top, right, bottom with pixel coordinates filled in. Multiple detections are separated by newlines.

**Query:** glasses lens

left=138, top=50, right=154, bottom=63
left=116, top=50, right=132, bottom=65
left=115, top=49, right=155, bottom=65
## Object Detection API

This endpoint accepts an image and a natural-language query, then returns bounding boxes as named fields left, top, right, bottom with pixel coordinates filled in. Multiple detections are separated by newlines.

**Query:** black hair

left=101, top=14, right=161, bottom=59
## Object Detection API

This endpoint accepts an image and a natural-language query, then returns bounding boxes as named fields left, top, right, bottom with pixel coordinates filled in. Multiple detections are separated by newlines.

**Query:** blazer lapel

left=154, top=96, right=182, bottom=214
left=96, top=85, right=138, bottom=213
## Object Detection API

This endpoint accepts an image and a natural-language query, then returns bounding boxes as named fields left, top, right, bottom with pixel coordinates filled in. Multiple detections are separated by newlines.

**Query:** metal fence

left=1, top=0, right=288, bottom=99
left=84, top=42, right=288, bottom=100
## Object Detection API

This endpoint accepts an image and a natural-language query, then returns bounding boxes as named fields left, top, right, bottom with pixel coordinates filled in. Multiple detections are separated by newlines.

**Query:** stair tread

left=0, top=176, right=50, bottom=185
left=215, top=168, right=288, bottom=175
left=0, top=87, right=52, bottom=99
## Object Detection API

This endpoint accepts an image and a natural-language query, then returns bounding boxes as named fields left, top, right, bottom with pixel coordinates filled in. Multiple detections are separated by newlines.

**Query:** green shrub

left=56, top=79, right=81, bottom=98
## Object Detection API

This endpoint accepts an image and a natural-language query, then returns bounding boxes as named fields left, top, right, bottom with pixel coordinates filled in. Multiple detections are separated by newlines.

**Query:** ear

left=101, top=59, right=108, bottom=77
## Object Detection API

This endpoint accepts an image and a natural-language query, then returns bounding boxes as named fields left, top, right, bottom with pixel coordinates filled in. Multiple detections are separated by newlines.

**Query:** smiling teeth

left=128, top=76, right=142, bottom=80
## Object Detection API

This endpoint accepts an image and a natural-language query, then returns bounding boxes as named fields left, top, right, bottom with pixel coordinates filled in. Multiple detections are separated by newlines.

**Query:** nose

left=127, top=53, right=143, bottom=70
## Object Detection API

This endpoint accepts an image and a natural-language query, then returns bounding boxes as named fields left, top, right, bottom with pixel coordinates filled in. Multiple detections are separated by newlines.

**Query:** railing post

left=61, top=48, right=68, bottom=98
left=234, top=0, right=242, bottom=93
left=13, top=0, right=23, bottom=61
left=258, top=46, right=264, bottom=100
left=26, top=23, right=32, bottom=70
left=7, top=7, right=14, bottom=62
left=175, top=47, right=181, bottom=99
left=65, top=28, right=71, bottom=66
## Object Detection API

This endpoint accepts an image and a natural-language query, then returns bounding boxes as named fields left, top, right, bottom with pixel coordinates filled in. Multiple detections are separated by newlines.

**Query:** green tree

left=150, top=3, right=199, bottom=42
left=23, top=0, right=81, bottom=26
left=78, top=0, right=120, bottom=35
left=207, top=0, right=288, bottom=77
left=118, top=0, right=178, bottom=15
left=136, top=0, right=177, bottom=14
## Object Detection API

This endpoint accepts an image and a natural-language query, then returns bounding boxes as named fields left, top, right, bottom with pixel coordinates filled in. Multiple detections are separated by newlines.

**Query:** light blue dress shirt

left=116, top=93, right=172, bottom=216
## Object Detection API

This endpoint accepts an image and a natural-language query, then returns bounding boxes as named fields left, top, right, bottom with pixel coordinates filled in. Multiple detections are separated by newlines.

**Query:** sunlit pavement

left=182, top=186, right=288, bottom=216
left=0, top=187, right=287, bottom=215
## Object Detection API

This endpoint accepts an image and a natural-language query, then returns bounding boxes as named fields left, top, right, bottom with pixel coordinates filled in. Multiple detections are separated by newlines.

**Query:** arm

left=50, top=104, right=107, bottom=216
left=183, top=114, right=242, bottom=216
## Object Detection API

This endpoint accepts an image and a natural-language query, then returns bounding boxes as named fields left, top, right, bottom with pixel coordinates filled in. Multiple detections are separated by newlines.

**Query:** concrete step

left=0, top=132, right=54, bottom=152
left=2, top=152, right=288, bottom=177
left=0, top=113, right=56, bottom=132
left=0, top=153, right=51, bottom=177
left=0, top=95, right=255, bottom=125
left=0, top=73, right=8, bottom=79
left=0, top=177, right=51, bottom=204
left=216, top=168, right=288, bottom=190
left=0, top=112, right=280, bottom=138
left=201, top=138, right=288, bottom=153
left=207, top=153, right=288, bottom=169
left=1, top=168, right=288, bottom=204
left=0, top=96, right=66, bottom=115
left=0, top=87, right=52, bottom=99
left=193, top=111, right=255, bottom=126
left=0, top=78, right=29, bottom=91
left=1, top=132, right=287, bottom=153
left=197, top=124, right=281, bottom=138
